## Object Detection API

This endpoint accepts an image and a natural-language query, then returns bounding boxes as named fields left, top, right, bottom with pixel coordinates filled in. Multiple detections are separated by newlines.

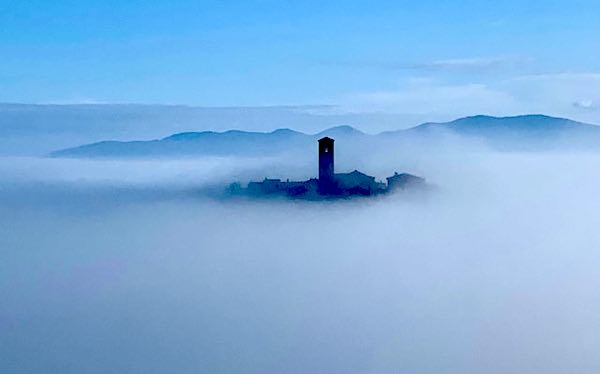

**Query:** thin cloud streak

left=337, top=56, right=534, bottom=73
left=398, top=56, right=534, bottom=72
left=338, top=71, right=600, bottom=125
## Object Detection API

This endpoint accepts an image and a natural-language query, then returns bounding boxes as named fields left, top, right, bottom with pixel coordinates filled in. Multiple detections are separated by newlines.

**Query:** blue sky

left=2, top=0, right=600, bottom=121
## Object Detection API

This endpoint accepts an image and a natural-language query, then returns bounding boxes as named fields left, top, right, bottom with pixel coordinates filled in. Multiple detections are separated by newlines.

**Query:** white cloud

left=409, top=56, right=531, bottom=71
left=340, top=79, right=522, bottom=120
left=339, top=72, right=600, bottom=125
left=380, top=56, right=533, bottom=73
left=573, top=100, right=597, bottom=110
left=40, top=98, right=108, bottom=105
left=505, top=72, right=600, bottom=121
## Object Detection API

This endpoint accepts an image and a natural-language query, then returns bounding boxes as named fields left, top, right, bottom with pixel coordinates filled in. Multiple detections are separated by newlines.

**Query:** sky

left=4, top=3, right=600, bottom=371
left=2, top=0, right=600, bottom=121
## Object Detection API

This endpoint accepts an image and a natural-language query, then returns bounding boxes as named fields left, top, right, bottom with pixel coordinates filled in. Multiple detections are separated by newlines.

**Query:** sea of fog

left=2, top=152, right=600, bottom=374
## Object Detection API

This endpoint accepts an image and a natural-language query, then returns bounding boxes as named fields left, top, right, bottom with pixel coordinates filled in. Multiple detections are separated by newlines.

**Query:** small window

left=324, top=147, right=329, bottom=153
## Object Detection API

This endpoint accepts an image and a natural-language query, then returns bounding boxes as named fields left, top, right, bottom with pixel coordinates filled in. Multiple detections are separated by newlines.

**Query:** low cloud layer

left=2, top=148, right=600, bottom=373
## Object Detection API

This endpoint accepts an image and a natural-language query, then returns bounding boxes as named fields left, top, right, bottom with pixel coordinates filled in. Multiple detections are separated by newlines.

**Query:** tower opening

left=318, top=137, right=335, bottom=194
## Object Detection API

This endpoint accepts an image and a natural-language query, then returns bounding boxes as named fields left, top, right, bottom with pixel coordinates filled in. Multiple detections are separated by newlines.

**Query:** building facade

left=318, top=137, right=335, bottom=194
left=232, top=136, right=424, bottom=199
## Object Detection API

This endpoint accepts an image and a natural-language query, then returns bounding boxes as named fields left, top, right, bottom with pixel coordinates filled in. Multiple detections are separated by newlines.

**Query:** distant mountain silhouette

left=51, top=128, right=313, bottom=158
left=399, top=115, right=600, bottom=150
left=316, top=125, right=366, bottom=138
left=0, top=103, right=412, bottom=155
left=407, top=114, right=596, bottom=135
left=51, top=115, right=600, bottom=158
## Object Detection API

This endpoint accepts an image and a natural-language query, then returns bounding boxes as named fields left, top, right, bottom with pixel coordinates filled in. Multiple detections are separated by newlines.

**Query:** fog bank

left=1, top=152, right=600, bottom=373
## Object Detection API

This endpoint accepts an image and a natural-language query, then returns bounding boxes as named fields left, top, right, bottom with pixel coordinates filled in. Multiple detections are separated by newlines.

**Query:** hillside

left=51, top=115, right=600, bottom=158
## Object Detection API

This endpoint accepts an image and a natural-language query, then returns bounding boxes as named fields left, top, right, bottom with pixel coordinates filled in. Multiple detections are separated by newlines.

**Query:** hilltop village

left=229, top=136, right=424, bottom=199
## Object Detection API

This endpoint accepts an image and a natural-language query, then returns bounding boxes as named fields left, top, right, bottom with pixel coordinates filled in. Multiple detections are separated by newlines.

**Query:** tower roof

left=318, top=136, right=334, bottom=143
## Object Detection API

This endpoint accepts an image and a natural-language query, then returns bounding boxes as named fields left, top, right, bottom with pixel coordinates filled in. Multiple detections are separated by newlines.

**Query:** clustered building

left=229, top=136, right=424, bottom=199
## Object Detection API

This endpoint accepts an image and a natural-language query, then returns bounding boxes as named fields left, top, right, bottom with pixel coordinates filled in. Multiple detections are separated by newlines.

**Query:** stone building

left=232, top=136, right=424, bottom=199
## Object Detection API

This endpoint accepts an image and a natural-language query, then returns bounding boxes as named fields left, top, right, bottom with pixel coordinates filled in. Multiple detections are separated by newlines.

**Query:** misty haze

left=3, top=1, right=600, bottom=373
left=3, top=133, right=600, bottom=373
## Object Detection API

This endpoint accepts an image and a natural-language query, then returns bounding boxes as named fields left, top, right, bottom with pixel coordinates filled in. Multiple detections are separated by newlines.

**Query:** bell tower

left=318, top=137, right=335, bottom=193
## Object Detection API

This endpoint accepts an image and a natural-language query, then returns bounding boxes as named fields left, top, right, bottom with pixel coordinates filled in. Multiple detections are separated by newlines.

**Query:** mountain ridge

left=50, top=114, right=600, bottom=158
